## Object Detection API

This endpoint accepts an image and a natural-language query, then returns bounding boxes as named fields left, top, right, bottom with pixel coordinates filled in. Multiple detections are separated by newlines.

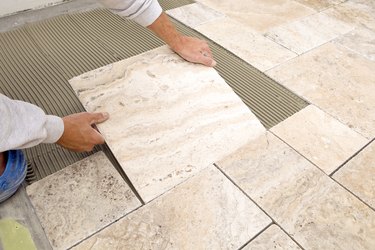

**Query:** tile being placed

left=335, top=26, right=375, bottom=61
left=217, top=132, right=375, bottom=249
left=166, top=3, right=224, bottom=28
left=270, top=105, right=368, bottom=174
left=69, top=46, right=265, bottom=202
left=267, top=42, right=375, bottom=138
left=194, top=0, right=315, bottom=33
left=73, top=166, right=271, bottom=250
left=243, top=225, right=301, bottom=250
left=195, top=17, right=297, bottom=71
left=265, top=12, right=353, bottom=54
left=26, top=152, right=141, bottom=250
left=334, top=141, right=375, bottom=209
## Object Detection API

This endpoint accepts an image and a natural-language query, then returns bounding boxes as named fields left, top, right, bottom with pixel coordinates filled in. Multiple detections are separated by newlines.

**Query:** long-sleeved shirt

left=0, top=0, right=162, bottom=152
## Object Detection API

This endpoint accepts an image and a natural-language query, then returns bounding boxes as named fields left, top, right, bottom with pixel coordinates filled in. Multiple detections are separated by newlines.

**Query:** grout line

left=213, top=163, right=306, bottom=250
left=238, top=222, right=273, bottom=250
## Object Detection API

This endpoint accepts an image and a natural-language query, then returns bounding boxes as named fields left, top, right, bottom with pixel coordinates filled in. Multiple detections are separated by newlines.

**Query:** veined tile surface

left=195, top=17, right=297, bottom=71
left=292, top=0, right=345, bottom=11
left=335, top=26, right=375, bottom=61
left=243, top=225, right=301, bottom=250
left=73, top=166, right=271, bottom=250
left=69, top=46, right=265, bottom=202
left=267, top=42, right=375, bottom=138
left=166, top=3, right=224, bottom=28
left=265, top=12, right=353, bottom=54
left=334, top=141, right=375, bottom=209
left=270, top=105, right=368, bottom=174
left=217, top=132, right=375, bottom=249
left=194, top=0, right=315, bottom=32
left=26, top=152, right=141, bottom=250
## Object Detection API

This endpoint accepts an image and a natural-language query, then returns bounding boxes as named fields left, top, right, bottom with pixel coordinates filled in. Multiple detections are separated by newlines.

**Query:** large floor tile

left=217, top=132, right=375, bottom=249
left=270, top=105, right=368, bottom=174
left=195, top=0, right=315, bottom=33
left=73, top=166, right=271, bottom=249
left=166, top=3, right=224, bottom=28
left=267, top=42, right=375, bottom=138
left=292, top=0, right=345, bottom=11
left=195, top=17, right=297, bottom=71
left=69, top=46, right=265, bottom=202
left=26, top=152, right=141, bottom=250
left=334, top=141, right=375, bottom=209
left=335, top=26, right=375, bottom=61
left=266, top=12, right=353, bottom=54
left=243, top=224, right=301, bottom=249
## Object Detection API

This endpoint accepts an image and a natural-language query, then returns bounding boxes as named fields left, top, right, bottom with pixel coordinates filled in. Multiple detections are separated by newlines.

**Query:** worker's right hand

left=56, top=112, right=109, bottom=152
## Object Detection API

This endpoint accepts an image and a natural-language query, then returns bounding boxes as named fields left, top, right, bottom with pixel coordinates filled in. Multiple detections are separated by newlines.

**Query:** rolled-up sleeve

left=99, top=0, right=162, bottom=26
left=0, top=94, right=64, bottom=152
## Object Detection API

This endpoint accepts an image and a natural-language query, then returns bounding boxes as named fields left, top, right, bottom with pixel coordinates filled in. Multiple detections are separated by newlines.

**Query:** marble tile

left=267, top=42, right=375, bottom=138
left=335, top=26, right=375, bottom=61
left=195, top=17, right=297, bottom=71
left=270, top=105, right=368, bottom=174
left=69, top=46, right=266, bottom=202
left=194, top=0, right=316, bottom=33
left=334, top=141, right=375, bottom=209
left=26, top=152, right=141, bottom=250
left=166, top=3, right=224, bottom=28
left=72, top=166, right=271, bottom=249
left=293, top=0, right=345, bottom=11
left=265, top=12, right=353, bottom=54
left=243, top=225, right=301, bottom=250
left=217, top=132, right=375, bottom=249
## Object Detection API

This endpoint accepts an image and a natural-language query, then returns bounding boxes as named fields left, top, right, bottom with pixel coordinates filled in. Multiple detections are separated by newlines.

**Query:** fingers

left=196, top=54, right=217, bottom=67
left=88, top=112, right=110, bottom=125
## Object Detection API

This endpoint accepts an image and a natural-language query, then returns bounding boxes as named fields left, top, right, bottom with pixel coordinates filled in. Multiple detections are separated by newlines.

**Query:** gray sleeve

left=0, top=94, right=64, bottom=152
left=99, top=0, right=162, bottom=26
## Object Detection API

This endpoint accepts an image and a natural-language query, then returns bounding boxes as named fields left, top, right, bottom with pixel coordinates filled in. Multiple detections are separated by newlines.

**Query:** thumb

left=88, top=112, right=110, bottom=125
left=90, top=129, right=106, bottom=145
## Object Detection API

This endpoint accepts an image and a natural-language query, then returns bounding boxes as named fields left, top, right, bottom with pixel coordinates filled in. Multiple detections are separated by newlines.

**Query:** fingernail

left=211, top=60, right=217, bottom=67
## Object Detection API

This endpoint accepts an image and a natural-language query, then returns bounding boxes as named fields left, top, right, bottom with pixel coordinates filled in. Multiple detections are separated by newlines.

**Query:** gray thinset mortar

left=0, top=0, right=308, bottom=184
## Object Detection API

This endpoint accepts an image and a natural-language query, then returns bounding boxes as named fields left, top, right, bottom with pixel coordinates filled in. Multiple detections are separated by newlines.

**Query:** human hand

left=56, top=112, right=109, bottom=152
left=171, top=36, right=216, bottom=67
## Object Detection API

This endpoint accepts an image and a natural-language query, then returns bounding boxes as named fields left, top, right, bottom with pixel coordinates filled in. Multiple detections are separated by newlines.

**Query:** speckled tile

left=293, top=0, right=345, bottom=11
left=69, top=46, right=265, bottom=202
left=72, top=166, right=271, bottom=250
left=243, top=225, right=301, bottom=250
left=166, top=3, right=224, bottom=28
left=26, top=152, right=141, bottom=250
left=265, top=12, right=353, bottom=54
left=194, top=0, right=316, bottom=33
left=334, top=141, right=375, bottom=209
left=270, top=105, right=368, bottom=174
left=195, top=17, right=297, bottom=71
left=335, top=26, right=375, bottom=61
left=217, top=132, right=375, bottom=249
left=267, top=42, right=375, bottom=138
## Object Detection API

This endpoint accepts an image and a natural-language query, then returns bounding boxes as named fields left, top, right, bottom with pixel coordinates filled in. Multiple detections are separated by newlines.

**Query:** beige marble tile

left=243, top=225, right=301, bottom=250
left=266, top=12, right=353, bottom=54
left=293, top=0, right=345, bottom=11
left=270, top=105, right=368, bottom=174
left=69, top=46, right=265, bottom=202
left=267, top=42, right=375, bottom=138
left=73, top=166, right=271, bottom=249
left=334, top=141, right=375, bottom=209
left=195, top=0, right=316, bottom=33
left=217, top=132, right=375, bottom=249
left=325, top=0, right=375, bottom=31
left=195, top=17, right=297, bottom=71
left=335, top=26, right=375, bottom=61
left=166, top=3, right=224, bottom=28
left=26, top=152, right=141, bottom=250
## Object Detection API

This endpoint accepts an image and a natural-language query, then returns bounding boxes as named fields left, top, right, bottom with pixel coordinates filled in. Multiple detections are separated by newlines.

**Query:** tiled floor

left=2, top=0, right=375, bottom=249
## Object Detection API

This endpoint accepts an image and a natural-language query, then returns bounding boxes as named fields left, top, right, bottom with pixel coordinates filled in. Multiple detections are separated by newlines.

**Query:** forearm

left=0, top=94, right=64, bottom=152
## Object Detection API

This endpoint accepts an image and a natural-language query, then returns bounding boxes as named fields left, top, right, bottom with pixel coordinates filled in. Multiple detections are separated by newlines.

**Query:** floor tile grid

left=212, top=163, right=305, bottom=249
left=267, top=128, right=375, bottom=214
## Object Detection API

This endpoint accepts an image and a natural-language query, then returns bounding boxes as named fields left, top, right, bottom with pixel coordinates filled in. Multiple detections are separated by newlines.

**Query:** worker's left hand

left=172, top=36, right=216, bottom=67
